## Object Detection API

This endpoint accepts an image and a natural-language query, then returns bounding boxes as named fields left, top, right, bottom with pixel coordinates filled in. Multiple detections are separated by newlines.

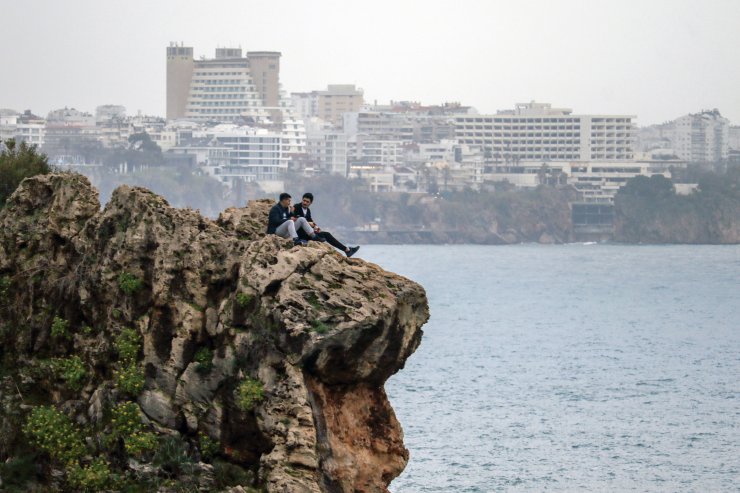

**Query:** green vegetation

left=115, top=328, right=141, bottom=363
left=113, top=328, right=145, bottom=394
left=198, top=431, right=219, bottom=461
left=0, top=139, right=52, bottom=208
left=212, top=460, right=256, bottom=489
left=236, top=377, right=265, bottom=412
left=152, top=435, right=194, bottom=477
left=111, top=402, right=158, bottom=458
left=0, top=453, right=40, bottom=492
left=51, top=356, right=87, bottom=390
left=615, top=168, right=740, bottom=243
left=66, top=458, right=113, bottom=492
left=235, top=292, right=253, bottom=308
left=23, top=406, right=85, bottom=463
left=118, top=271, right=143, bottom=295
left=305, top=292, right=321, bottom=311
left=194, top=347, right=214, bottom=374
left=50, top=316, right=71, bottom=339
left=114, top=364, right=145, bottom=395
left=310, top=320, right=330, bottom=334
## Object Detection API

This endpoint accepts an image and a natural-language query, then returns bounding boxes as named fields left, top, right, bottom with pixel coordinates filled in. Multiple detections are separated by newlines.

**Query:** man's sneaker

left=346, top=246, right=360, bottom=258
left=311, top=234, right=326, bottom=242
left=293, top=238, right=308, bottom=246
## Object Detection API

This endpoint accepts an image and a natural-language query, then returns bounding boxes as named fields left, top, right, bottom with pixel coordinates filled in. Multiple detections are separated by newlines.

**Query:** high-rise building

left=671, top=109, right=729, bottom=162
left=454, top=102, right=636, bottom=162
left=246, top=51, right=281, bottom=108
left=166, top=43, right=194, bottom=120
left=165, top=44, right=282, bottom=123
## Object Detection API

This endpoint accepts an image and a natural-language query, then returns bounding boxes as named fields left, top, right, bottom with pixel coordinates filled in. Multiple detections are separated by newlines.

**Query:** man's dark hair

left=279, top=192, right=291, bottom=201
left=302, top=192, right=314, bottom=202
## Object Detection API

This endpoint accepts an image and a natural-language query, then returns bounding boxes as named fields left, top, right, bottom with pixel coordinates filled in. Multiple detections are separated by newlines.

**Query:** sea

left=358, top=244, right=740, bottom=493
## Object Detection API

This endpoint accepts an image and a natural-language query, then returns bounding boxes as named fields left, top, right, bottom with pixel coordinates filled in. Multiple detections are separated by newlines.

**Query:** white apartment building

left=305, top=118, right=350, bottom=176
left=203, top=125, right=288, bottom=189
left=454, top=102, right=635, bottom=162
left=350, top=139, right=404, bottom=172
left=672, top=109, right=729, bottom=162
left=0, top=112, right=46, bottom=147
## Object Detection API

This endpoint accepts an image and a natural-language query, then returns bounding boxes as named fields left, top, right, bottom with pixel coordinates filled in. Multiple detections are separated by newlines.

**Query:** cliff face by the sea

left=0, top=174, right=428, bottom=492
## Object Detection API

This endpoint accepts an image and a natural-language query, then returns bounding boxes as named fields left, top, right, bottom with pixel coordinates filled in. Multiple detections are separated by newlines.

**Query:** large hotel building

left=166, top=43, right=281, bottom=123
left=454, top=102, right=635, bottom=162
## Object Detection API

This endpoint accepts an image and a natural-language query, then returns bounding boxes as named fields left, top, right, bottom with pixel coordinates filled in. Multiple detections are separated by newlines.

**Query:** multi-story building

left=454, top=101, right=636, bottom=162
left=316, top=85, right=363, bottom=126
left=166, top=44, right=281, bottom=123
left=304, top=118, right=349, bottom=176
left=0, top=110, right=46, bottom=148
left=202, top=125, right=289, bottom=190
left=671, top=109, right=729, bottom=162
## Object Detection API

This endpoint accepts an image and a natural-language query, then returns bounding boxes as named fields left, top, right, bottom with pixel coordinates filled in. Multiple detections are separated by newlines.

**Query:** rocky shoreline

left=0, top=174, right=428, bottom=492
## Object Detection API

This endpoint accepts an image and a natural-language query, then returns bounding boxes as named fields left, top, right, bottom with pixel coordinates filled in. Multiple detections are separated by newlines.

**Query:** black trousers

left=299, top=230, right=347, bottom=251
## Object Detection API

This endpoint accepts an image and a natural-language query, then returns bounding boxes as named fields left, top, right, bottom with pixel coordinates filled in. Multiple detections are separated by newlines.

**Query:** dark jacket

left=267, top=203, right=291, bottom=234
left=291, top=205, right=312, bottom=223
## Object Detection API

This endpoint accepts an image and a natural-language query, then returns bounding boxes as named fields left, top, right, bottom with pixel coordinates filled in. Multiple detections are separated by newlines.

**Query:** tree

left=0, top=139, right=53, bottom=207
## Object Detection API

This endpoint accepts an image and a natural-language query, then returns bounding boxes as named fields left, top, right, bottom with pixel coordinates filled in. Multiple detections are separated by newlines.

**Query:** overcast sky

left=1, top=0, right=738, bottom=126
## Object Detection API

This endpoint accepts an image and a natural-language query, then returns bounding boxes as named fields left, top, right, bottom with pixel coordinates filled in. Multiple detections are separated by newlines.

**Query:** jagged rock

left=0, top=174, right=428, bottom=492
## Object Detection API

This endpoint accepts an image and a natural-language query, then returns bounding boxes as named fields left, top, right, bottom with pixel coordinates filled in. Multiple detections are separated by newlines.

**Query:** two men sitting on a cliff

left=267, top=192, right=360, bottom=257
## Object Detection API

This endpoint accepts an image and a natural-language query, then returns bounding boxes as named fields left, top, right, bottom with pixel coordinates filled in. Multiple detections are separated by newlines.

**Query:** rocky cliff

left=0, top=174, right=428, bottom=492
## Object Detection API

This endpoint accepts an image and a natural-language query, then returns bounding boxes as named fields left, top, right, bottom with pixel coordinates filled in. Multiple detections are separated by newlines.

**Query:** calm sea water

left=359, top=244, right=740, bottom=493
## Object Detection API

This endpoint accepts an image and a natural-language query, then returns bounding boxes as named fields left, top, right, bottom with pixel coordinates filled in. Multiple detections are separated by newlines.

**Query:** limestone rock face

left=0, top=174, right=428, bottom=492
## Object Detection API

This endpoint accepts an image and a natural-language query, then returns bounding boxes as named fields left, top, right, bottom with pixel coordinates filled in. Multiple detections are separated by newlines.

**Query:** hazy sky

left=1, top=0, right=739, bottom=125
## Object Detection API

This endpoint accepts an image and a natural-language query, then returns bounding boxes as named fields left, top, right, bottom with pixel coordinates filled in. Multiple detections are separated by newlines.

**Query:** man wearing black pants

left=293, top=193, right=360, bottom=257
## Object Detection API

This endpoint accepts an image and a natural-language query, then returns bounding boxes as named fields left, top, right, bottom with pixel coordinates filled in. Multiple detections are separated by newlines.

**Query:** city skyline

left=1, top=0, right=739, bottom=125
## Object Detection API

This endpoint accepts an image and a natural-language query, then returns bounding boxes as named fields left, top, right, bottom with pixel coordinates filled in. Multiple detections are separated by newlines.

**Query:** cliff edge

left=0, top=173, right=428, bottom=492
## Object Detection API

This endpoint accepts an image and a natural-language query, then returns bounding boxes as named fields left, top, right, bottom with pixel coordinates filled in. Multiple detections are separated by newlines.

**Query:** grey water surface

left=359, top=244, right=740, bottom=493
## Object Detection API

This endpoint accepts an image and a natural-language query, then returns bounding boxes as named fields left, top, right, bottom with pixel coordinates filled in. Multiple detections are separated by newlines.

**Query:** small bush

left=235, top=292, right=252, bottom=308
left=51, top=316, right=71, bottom=339
left=124, top=431, right=158, bottom=457
left=118, top=272, right=143, bottom=296
left=111, top=402, right=157, bottom=458
left=198, top=431, right=219, bottom=461
left=0, top=453, right=40, bottom=490
left=51, top=356, right=87, bottom=390
left=114, top=364, right=145, bottom=395
left=236, top=377, right=264, bottom=412
left=194, top=347, right=213, bottom=374
left=115, top=328, right=141, bottom=363
left=23, top=406, right=85, bottom=463
left=310, top=320, right=330, bottom=334
left=66, top=458, right=112, bottom=492
left=213, top=460, right=255, bottom=489
left=152, top=435, right=194, bottom=477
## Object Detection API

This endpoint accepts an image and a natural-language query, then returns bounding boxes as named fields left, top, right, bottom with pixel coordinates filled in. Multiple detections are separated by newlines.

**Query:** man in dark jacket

left=293, top=193, right=360, bottom=257
left=267, top=192, right=323, bottom=246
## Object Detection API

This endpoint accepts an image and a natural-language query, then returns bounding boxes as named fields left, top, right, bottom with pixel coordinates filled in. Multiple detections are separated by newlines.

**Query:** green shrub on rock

left=198, top=431, right=219, bottom=461
left=236, top=377, right=264, bottom=412
left=194, top=347, right=214, bottom=374
left=23, top=405, right=85, bottom=463
left=50, top=316, right=71, bottom=339
left=115, top=328, right=141, bottom=363
left=114, top=364, right=145, bottom=395
left=51, top=355, right=87, bottom=390
left=118, top=272, right=143, bottom=296
left=111, top=402, right=158, bottom=458
left=66, top=458, right=112, bottom=492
